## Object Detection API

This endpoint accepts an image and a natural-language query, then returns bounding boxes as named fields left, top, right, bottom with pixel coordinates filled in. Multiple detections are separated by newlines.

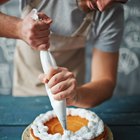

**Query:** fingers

left=38, top=67, right=61, bottom=83
left=86, top=0, right=97, bottom=10
left=47, top=67, right=62, bottom=80
left=50, top=78, right=75, bottom=95
left=35, top=29, right=50, bottom=38
left=37, top=43, right=50, bottom=50
left=96, top=0, right=112, bottom=11
left=52, top=79, right=77, bottom=100
left=20, top=11, right=52, bottom=50
left=38, top=67, right=71, bottom=83
left=38, top=67, right=77, bottom=105
left=48, top=69, right=74, bottom=87
left=38, top=12, right=52, bottom=25
left=48, top=68, right=76, bottom=101
left=38, top=73, right=49, bottom=83
left=33, top=19, right=51, bottom=31
left=29, top=36, right=50, bottom=50
left=51, top=79, right=71, bottom=95
left=82, top=0, right=112, bottom=12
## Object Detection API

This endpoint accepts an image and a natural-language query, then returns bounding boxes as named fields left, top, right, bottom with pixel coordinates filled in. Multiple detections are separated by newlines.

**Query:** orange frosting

left=44, top=116, right=89, bottom=135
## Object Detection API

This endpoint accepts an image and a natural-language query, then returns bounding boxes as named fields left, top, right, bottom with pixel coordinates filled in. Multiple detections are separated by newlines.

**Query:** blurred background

left=0, top=0, right=140, bottom=96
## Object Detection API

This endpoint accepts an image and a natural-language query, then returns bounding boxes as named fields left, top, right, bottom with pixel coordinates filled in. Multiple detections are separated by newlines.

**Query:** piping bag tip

left=61, top=119, right=67, bottom=130
left=52, top=99, right=67, bottom=130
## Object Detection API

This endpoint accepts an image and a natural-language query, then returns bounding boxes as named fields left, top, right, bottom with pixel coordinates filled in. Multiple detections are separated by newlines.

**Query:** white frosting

left=31, top=108, right=104, bottom=140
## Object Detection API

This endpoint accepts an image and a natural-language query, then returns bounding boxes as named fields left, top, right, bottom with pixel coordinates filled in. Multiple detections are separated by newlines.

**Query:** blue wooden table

left=0, top=95, right=140, bottom=140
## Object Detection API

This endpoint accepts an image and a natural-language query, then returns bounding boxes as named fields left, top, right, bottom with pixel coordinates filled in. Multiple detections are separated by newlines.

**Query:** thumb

left=96, top=0, right=112, bottom=11
left=38, top=73, right=49, bottom=83
left=38, top=12, right=53, bottom=24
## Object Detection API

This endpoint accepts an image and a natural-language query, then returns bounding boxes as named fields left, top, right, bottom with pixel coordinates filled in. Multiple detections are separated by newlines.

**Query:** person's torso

left=43, top=0, right=86, bottom=36
left=21, top=0, right=88, bottom=36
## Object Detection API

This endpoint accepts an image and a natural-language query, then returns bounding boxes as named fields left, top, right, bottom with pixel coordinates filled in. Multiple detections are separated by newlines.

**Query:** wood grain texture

left=0, top=95, right=140, bottom=140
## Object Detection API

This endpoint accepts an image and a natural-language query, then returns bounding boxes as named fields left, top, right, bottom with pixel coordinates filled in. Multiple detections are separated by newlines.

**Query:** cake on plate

left=30, top=108, right=108, bottom=140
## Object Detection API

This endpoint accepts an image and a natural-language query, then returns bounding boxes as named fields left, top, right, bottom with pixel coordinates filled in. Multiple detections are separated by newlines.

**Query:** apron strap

left=71, top=11, right=95, bottom=37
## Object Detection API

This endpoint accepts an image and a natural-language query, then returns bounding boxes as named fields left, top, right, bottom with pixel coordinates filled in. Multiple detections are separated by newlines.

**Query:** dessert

left=30, top=108, right=108, bottom=140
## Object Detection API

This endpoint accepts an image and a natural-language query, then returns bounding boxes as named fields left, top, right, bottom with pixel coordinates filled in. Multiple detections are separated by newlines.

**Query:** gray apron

left=13, top=0, right=95, bottom=96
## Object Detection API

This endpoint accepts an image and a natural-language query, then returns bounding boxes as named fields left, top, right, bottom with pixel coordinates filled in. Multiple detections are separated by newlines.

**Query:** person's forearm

left=76, top=79, right=115, bottom=108
left=0, top=12, right=22, bottom=39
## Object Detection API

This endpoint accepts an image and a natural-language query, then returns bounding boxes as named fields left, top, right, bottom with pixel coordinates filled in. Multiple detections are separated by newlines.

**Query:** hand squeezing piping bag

left=31, top=9, right=67, bottom=130
left=40, top=51, right=67, bottom=130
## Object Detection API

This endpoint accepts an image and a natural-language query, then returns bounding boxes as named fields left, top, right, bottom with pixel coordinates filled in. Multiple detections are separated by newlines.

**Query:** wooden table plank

left=0, top=126, right=26, bottom=140
left=98, top=113, right=140, bottom=125
left=93, top=95, right=140, bottom=113
left=0, top=95, right=140, bottom=140
left=110, top=126, right=140, bottom=140
left=0, top=96, right=140, bottom=125
left=0, top=125, right=140, bottom=140
left=0, top=95, right=140, bottom=113
left=0, top=111, right=140, bottom=126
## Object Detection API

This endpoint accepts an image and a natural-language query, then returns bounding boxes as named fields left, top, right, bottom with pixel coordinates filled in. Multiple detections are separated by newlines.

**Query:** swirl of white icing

left=31, top=108, right=104, bottom=140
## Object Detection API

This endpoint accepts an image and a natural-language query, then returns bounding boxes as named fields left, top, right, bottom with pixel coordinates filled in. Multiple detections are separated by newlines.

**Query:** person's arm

left=0, top=11, right=52, bottom=50
left=74, top=4, right=124, bottom=108
left=0, top=0, right=20, bottom=38
left=75, top=49, right=118, bottom=108
left=0, top=1, right=19, bottom=37
left=0, top=12, right=21, bottom=39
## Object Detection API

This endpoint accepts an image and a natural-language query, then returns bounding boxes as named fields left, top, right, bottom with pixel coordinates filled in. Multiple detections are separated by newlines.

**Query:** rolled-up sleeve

left=90, top=4, right=124, bottom=52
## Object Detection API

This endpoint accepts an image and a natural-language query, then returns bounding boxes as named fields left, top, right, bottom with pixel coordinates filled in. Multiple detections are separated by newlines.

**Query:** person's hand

left=83, top=0, right=127, bottom=12
left=19, top=10, right=52, bottom=50
left=39, top=67, right=78, bottom=106
left=95, top=0, right=127, bottom=11
left=95, top=0, right=116, bottom=11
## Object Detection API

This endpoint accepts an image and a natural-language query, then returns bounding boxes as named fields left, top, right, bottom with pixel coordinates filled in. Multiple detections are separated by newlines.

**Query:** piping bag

left=31, top=9, right=67, bottom=130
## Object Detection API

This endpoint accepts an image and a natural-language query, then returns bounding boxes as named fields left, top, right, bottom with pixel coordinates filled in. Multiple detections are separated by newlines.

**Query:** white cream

left=31, top=108, right=104, bottom=140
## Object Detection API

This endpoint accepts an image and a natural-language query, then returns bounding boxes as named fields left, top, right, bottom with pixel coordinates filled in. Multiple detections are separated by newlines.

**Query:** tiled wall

left=114, top=0, right=140, bottom=95
left=0, top=0, right=19, bottom=95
